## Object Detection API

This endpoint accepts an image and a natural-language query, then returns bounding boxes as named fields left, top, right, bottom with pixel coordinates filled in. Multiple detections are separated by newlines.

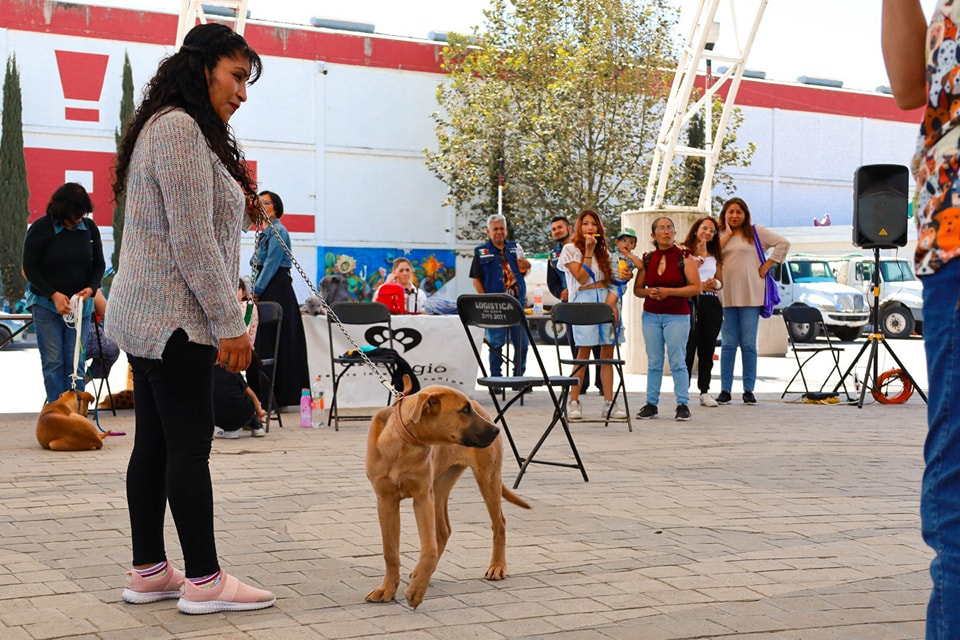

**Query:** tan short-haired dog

left=365, top=384, right=530, bottom=609
left=36, top=390, right=106, bottom=451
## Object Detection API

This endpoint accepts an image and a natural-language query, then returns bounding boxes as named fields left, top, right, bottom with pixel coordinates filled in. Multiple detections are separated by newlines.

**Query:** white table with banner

left=302, top=314, right=483, bottom=409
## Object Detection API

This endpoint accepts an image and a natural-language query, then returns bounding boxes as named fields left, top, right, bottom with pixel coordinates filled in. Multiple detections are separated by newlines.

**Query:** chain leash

left=251, top=207, right=400, bottom=400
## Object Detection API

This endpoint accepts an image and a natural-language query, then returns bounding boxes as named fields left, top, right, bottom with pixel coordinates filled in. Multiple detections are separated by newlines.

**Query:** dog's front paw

left=365, top=584, right=398, bottom=603
left=485, top=564, right=507, bottom=580
left=404, top=582, right=427, bottom=609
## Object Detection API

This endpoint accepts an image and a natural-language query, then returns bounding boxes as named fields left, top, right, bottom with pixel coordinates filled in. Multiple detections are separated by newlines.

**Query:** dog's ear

left=407, top=393, right=427, bottom=424
left=405, top=392, right=440, bottom=424
left=78, top=391, right=95, bottom=415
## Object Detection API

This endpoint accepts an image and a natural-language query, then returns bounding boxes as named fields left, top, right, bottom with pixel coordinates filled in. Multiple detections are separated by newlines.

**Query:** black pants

left=213, top=367, right=258, bottom=432
left=126, top=329, right=219, bottom=578
left=255, top=267, right=310, bottom=407
left=685, top=294, right=723, bottom=395
left=245, top=352, right=262, bottom=405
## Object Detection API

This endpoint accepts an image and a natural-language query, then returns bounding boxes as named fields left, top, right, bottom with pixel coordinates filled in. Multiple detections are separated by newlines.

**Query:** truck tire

left=786, top=306, right=819, bottom=342
left=880, top=305, right=914, bottom=339
left=831, top=326, right=862, bottom=342
left=537, top=318, right=567, bottom=345
left=0, top=325, right=11, bottom=349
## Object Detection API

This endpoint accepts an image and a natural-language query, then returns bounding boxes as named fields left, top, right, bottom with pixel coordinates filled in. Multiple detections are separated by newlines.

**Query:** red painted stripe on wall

left=696, top=76, right=924, bottom=125
left=0, top=0, right=445, bottom=73
left=23, top=148, right=315, bottom=232
left=24, top=148, right=117, bottom=225
left=0, top=0, right=180, bottom=46
left=63, top=108, right=100, bottom=122
left=281, top=214, right=315, bottom=234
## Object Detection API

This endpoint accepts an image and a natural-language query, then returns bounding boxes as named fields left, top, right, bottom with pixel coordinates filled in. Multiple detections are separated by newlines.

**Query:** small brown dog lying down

left=365, top=384, right=531, bottom=609
left=36, top=390, right=107, bottom=451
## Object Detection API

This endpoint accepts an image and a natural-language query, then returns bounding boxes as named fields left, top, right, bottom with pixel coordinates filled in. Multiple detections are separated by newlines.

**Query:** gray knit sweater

left=105, top=109, right=247, bottom=359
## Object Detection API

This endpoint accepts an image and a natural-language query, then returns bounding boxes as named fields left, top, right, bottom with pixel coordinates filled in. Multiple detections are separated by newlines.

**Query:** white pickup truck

left=769, top=255, right=870, bottom=342
left=830, top=254, right=923, bottom=339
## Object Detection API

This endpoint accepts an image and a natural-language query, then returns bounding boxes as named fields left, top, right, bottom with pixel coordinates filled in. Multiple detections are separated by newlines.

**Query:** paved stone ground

left=0, top=374, right=933, bottom=639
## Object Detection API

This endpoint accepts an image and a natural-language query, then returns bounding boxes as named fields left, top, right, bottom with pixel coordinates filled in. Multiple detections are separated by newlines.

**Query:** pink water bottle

left=300, top=389, right=312, bottom=428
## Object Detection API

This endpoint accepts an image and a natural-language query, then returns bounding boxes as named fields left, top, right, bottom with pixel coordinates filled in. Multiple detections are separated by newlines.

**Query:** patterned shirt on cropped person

left=883, top=2, right=960, bottom=636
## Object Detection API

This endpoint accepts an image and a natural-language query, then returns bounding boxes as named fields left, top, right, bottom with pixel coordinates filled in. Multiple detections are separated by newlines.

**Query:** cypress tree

left=108, top=52, right=134, bottom=285
left=0, top=55, right=30, bottom=307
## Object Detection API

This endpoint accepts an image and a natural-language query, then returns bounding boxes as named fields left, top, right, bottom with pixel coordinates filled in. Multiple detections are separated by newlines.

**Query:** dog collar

left=393, top=397, right=427, bottom=448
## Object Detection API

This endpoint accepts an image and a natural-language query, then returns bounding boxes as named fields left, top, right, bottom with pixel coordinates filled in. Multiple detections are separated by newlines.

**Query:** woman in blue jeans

left=22, top=183, right=105, bottom=403
left=716, top=198, right=789, bottom=405
left=632, top=217, right=700, bottom=421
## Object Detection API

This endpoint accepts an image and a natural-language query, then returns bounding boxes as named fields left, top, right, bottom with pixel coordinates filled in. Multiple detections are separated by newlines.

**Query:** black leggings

left=126, top=329, right=220, bottom=578
left=686, top=295, right=723, bottom=394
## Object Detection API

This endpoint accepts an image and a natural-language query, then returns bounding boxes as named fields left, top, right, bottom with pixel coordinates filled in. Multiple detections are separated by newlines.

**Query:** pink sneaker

left=177, top=572, right=276, bottom=615
left=121, top=564, right=184, bottom=604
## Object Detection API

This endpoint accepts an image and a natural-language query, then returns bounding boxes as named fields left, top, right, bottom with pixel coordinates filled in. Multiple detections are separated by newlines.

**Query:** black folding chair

left=550, top=302, right=632, bottom=431
left=327, top=301, right=397, bottom=431
left=255, top=301, right=283, bottom=431
left=781, top=305, right=851, bottom=401
left=457, top=294, right=585, bottom=488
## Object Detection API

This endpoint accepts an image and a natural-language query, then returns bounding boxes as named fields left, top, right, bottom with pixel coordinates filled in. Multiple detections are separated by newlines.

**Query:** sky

left=86, top=0, right=939, bottom=94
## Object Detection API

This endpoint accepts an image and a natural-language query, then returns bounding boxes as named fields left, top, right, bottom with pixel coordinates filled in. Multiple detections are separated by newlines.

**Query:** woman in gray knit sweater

left=106, top=24, right=275, bottom=614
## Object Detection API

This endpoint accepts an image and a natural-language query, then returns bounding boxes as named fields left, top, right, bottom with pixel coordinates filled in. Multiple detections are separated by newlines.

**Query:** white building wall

left=726, top=106, right=919, bottom=228
left=321, top=65, right=451, bottom=248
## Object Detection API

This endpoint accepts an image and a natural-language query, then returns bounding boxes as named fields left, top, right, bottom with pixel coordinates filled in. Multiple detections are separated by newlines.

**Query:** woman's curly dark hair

left=112, top=23, right=263, bottom=201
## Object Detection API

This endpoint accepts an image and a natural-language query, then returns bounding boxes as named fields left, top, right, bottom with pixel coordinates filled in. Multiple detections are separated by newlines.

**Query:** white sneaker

left=699, top=393, right=718, bottom=408
left=250, top=427, right=266, bottom=437
left=213, top=427, right=240, bottom=439
left=602, top=400, right=628, bottom=419
left=567, top=400, right=582, bottom=421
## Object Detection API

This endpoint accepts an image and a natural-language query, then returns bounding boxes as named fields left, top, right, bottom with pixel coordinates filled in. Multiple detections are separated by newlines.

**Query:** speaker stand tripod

left=833, top=248, right=927, bottom=408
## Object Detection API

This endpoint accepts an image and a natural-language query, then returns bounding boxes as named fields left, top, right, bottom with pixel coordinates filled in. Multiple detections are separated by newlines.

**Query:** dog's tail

left=502, top=485, right=531, bottom=509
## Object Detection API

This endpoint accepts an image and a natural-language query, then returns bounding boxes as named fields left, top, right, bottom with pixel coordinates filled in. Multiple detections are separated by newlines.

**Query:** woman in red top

left=632, top=217, right=700, bottom=421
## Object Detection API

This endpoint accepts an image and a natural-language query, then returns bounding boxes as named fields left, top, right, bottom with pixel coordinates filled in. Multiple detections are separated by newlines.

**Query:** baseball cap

left=617, top=227, right=637, bottom=240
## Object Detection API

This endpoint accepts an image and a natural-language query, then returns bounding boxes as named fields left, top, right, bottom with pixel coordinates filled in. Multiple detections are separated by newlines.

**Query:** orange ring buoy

left=872, top=369, right=914, bottom=404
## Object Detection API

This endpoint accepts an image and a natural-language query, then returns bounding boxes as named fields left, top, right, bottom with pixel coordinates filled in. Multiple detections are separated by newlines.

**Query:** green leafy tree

left=0, top=55, right=29, bottom=306
left=428, top=0, right=678, bottom=252
left=672, top=109, right=707, bottom=209
left=105, top=52, right=134, bottom=291
left=667, top=99, right=756, bottom=213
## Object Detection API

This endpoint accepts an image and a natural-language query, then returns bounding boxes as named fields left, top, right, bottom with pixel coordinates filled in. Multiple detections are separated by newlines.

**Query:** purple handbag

left=753, top=225, right=780, bottom=318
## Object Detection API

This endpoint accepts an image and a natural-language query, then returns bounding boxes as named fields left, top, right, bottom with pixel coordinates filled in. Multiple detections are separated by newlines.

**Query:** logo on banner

left=361, top=324, right=449, bottom=380
left=364, top=326, right=423, bottom=353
